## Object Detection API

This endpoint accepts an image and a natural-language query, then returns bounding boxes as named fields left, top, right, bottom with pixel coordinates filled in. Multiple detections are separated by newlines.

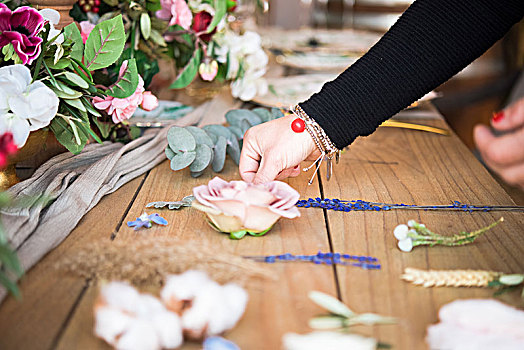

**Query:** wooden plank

left=56, top=159, right=337, bottom=350
left=0, top=175, right=146, bottom=350
left=322, top=119, right=524, bottom=349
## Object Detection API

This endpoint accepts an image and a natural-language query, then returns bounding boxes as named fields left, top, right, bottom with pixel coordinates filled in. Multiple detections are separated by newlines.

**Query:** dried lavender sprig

left=243, top=251, right=381, bottom=270
left=296, top=198, right=524, bottom=212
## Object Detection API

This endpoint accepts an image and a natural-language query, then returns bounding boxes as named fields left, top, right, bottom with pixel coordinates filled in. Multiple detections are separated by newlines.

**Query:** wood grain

left=0, top=175, right=146, bottom=350
left=322, top=119, right=524, bottom=349
left=56, top=159, right=336, bottom=350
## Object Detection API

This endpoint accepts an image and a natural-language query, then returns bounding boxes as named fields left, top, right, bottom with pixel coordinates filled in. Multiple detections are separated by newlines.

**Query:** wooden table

left=0, top=116, right=523, bottom=350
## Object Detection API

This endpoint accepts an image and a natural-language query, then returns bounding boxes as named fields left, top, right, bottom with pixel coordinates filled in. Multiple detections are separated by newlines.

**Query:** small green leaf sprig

left=308, top=291, right=396, bottom=330
left=166, top=107, right=284, bottom=177
left=394, top=218, right=504, bottom=252
left=0, top=193, right=23, bottom=298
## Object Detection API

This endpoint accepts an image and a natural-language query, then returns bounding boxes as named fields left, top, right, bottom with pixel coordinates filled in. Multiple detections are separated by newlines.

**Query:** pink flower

left=0, top=132, right=18, bottom=168
left=192, top=177, right=300, bottom=234
left=156, top=0, right=192, bottom=30
left=92, top=61, right=146, bottom=123
left=79, top=21, right=95, bottom=44
left=140, top=91, right=158, bottom=111
left=0, top=4, right=45, bottom=65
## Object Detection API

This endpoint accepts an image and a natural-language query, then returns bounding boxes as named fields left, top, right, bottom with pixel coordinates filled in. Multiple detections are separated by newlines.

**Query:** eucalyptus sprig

left=165, top=107, right=284, bottom=177
left=308, top=291, right=396, bottom=330
left=394, top=217, right=504, bottom=252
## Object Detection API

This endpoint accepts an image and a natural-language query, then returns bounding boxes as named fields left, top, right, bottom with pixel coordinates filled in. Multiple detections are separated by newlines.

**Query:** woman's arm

left=300, top=0, right=524, bottom=149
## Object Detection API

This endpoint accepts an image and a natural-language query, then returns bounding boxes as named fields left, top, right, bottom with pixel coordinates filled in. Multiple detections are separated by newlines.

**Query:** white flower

left=0, top=65, right=59, bottom=147
left=40, top=9, right=64, bottom=45
left=283, top=332, right=377, bottom=350
left=393, top=224, right=409, bottom=240
left=407, top=220, right=416, bottom=228
left=94, top=281, right=183, bottom=350
left=397, top=237, right=413, bottom=252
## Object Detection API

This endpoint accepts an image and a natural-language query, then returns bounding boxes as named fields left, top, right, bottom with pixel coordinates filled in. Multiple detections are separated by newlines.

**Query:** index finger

left=239, top=141, right=261, bottom=182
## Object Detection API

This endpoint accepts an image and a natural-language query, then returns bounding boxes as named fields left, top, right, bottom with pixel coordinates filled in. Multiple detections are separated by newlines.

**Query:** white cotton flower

left=282, top=332, right=377, bottom=350
left=0, top=65, right=59, bottom=147
left=161, top=270, right=211, bottom=303
left=393, top=224, right=409, bottom=240
left=397, top=238, right=413, bottom=252
left=95, top=282, right=183, bottom=350
left=230, top=69, right=268, bottom=101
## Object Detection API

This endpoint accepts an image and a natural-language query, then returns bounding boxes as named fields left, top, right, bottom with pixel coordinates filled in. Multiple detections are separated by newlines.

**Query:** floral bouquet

left=72, top=0, right=269, bottom=101
left=0, top=4, right=158, bottom=155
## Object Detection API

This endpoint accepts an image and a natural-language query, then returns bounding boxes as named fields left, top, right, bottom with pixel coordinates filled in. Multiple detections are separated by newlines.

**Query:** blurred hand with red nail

left=474, top=97, right=524, bottom=190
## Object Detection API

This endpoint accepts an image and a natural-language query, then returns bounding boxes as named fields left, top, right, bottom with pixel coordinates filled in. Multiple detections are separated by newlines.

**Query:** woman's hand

left=474, top=97, right=524, bottom=190
left=239, top=114, right=320, bottom=183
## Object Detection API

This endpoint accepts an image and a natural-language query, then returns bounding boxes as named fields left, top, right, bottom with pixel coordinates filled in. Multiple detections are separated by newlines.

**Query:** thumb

left=492, top=97, right=524, bottom=131
left=253, top=156, right=281, bottom=184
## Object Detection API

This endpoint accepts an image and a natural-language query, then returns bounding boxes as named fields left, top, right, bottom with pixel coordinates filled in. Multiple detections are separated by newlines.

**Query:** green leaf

left=149, top=29, right=167, bottom=47
left=0, top=245, right=23, bottom=276
left=106, top=59, right=139, bottom=99
left=62, top=71, right=89, bottom=89
left=230, top=230, right=248, bottom=240
left=247, top=226, right=272, bottom=237
left=170, top=151, right=196, bottom=171
left=226, top=135, right=241, bottom=164
left=202, top=124, right=233, bottom=140
left=92, top=117, right=112, bottom=139
left=190, top=144, right=213, bottom=172
left=208, top=0, right=226, bottom=34
left=185, top=126, right=214, bottom=147
left=81, top=97, right=101, bottom=117
left=64, top=98, right=87, bottom=112
left=212, top=136, right=227, bottom=172
left=167, top=126, right=196, bottom=152
left=347, top=313, right=396, bottom=326
left=309, top=316, right=347, bottom=330
left=170, top=48, right=202, bottom=89
left=50, top=118, right=89, bottom=154
left=50, top=87, right=83, bottom=99
left=84, top=15, right=126, bottom=70
left=0, top=270, right=20, bottom=299
left=140, top=13, right=151, bottom=40
left=45, top=57, right=71, bottom=70
left=63, top=23, right=84, bottom=62
left=309, top=291, right=354, bottom=318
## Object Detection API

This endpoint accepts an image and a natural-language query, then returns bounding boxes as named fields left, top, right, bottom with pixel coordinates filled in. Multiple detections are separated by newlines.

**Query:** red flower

left=0, top=133, right=18, bottom=169
left=192, top=11, right=215, bottom=42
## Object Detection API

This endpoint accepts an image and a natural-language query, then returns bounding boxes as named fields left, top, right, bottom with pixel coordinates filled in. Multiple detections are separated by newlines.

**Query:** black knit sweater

left=299, top=0, right=524, bottom=149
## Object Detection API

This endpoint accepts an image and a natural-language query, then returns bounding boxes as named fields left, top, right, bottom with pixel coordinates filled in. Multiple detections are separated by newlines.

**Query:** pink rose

left=79, top=21, right=95, bottom=44
left=192, top=177, right=300, bottom=235
left=92, top=61, right=146, bottom=123
left=156, top=0, right=192, bottom=30
left=140, top=91, right=158, bottom=111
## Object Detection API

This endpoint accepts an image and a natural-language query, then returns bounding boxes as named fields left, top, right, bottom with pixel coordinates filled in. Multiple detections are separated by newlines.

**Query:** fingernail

left=492, top=111, right=504, bottom=123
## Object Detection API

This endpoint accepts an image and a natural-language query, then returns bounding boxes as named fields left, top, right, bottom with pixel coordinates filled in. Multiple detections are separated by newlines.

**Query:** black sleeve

left=299, top=0, right=524, bottom=149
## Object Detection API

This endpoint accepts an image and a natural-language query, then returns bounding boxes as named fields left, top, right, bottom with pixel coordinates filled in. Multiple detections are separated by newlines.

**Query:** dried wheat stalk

left=55, top=237, right=272, bottom=287
left=401, top=267, right=501, bottom=288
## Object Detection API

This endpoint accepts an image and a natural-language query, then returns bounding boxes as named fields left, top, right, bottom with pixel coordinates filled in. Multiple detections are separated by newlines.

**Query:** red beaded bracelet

left=291, top=118, right=306, bottom=133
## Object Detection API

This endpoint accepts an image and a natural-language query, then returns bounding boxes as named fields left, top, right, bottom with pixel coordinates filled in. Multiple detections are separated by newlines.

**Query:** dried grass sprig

left=401, top=267, right=501, bottom=288
left=55, top=237, right=272, bottom=287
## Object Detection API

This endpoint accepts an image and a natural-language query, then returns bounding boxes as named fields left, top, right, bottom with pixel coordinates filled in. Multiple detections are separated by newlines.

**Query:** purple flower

left=203, top=337, right=240, bottom=350
left=0, top=4, right=45, bottom=65
left=127, top=213, right=168, bottom=230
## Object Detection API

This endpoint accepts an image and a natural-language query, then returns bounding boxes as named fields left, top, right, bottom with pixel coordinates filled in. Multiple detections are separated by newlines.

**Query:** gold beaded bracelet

left=291, top=105, right=341, bottom=185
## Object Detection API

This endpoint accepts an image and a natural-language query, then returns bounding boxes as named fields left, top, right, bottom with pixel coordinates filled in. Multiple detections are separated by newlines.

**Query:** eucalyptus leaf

left=271, top=107, right=285, bottom=119
left=84, top=15, right=126, bottom=70
left=252, top=107, right=272, bottom=123
left=140, top=13, right=151, bottom=40
left=165, top=146, right=175, bottom=160
left=309, top=291, right=354, bottom=318
left=212, top=136, right=227, bottom=172
left=167, top=126, right=196, bottom=152
left=170, top=48, right=202, bottom=89
left=226, top=134, right=241, bottom=164
left=202, top=124, right=233, bottom=140
left=106, top=58, right=139, bottom=99
left=185, top=126, right=214, bottom=147
left=225, top=109, right=261, bottom=128
left=240, top=119, right=251, bottom=135
left=191, top=170, right=206, bottom=178
left=63, top=71, right=89, bottom=89
left=63, top=23, right=84, bottom=62
left=190, top=144, right=213, bottom=172
left=228, top=125, right=244, bottom=139
left=205, top=130, right=218, bottom=144
left=170, top=151, right=196, bottom=171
